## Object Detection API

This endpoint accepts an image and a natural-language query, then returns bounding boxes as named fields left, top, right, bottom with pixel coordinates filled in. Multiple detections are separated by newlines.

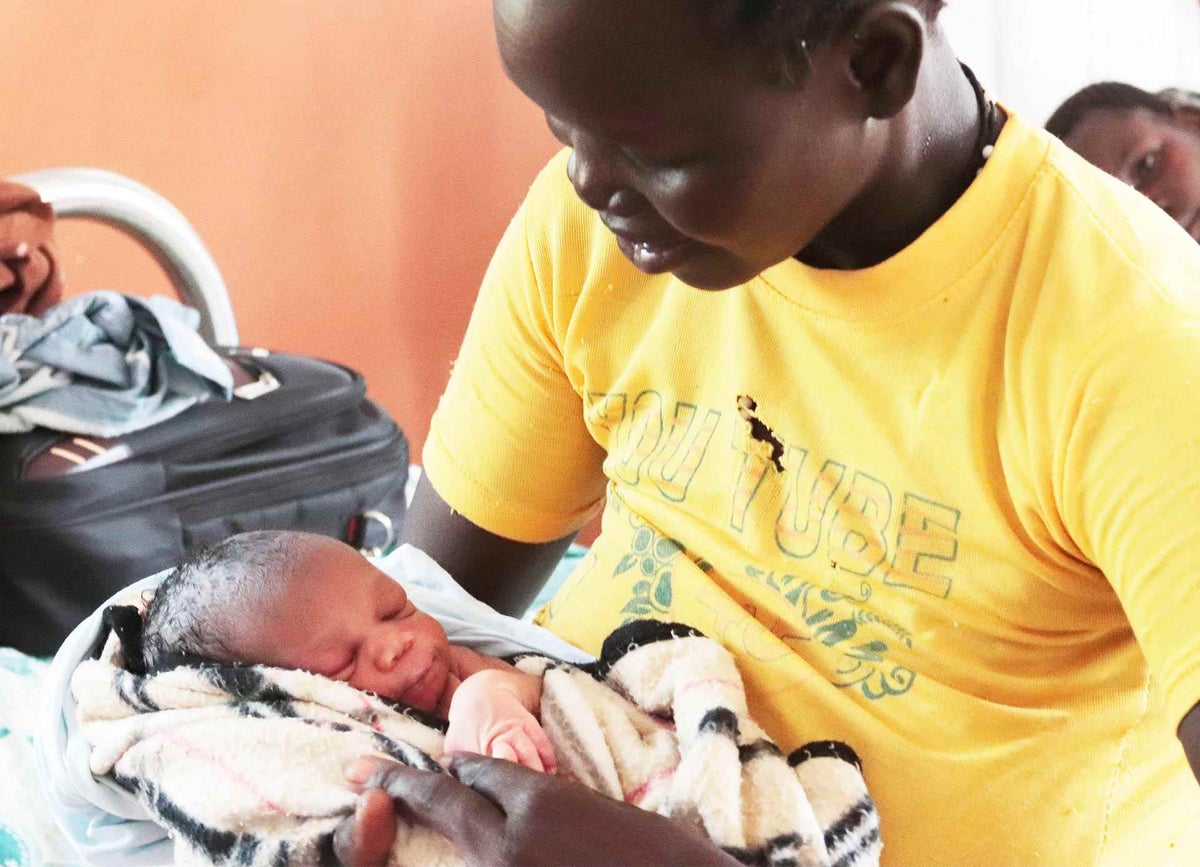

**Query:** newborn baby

left=78, top=531, right=882, bottom=867
left=140, top=530, right=556, bottom=773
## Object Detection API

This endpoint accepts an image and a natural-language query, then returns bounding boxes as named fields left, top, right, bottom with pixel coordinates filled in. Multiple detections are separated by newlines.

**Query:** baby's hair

left=141, top=531, right=308, bottom=671
left=1046, top=82, right=1200, bottom=142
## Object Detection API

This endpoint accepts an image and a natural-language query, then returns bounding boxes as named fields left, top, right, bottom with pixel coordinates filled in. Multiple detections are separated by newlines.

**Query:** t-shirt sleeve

left=422, top=165, right=608, bottom=543
left=1059, top=322, right=1200, bottom=728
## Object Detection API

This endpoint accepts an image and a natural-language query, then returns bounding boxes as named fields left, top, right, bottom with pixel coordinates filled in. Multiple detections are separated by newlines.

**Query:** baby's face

left=228, top=538, right=454, bottom=714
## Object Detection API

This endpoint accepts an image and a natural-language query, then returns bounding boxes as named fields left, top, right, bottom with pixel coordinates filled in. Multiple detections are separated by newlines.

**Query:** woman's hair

left=141, top=531, right=302, bottom=671
left=1046, top=82, right=1200, bottom=141
left=726, top=0, right=946, bottom=48
left=703, top=0, right=945, bottom=84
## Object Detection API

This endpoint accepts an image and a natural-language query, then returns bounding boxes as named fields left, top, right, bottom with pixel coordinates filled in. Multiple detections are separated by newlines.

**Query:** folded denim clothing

left=0, top=290, right=232, bottom=436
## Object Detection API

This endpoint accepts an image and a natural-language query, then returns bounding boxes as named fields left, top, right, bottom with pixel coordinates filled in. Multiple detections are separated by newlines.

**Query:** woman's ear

left=841, top=1, right=926, bottom=120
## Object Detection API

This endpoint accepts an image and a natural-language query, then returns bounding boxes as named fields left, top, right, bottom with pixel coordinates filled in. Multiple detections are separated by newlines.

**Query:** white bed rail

left=10, top=168, right=238, bottom=347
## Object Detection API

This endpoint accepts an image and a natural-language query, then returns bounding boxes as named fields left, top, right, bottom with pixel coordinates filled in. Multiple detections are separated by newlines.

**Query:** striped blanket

left=71, top=619, right=881, bottom=866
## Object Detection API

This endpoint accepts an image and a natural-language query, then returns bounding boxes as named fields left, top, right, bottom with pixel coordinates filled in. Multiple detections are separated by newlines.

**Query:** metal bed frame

left=11, top=168, right=238, bottom=347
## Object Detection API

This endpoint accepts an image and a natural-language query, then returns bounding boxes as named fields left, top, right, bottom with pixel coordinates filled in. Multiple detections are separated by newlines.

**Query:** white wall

left=942, top=0, right=1200, bottom=123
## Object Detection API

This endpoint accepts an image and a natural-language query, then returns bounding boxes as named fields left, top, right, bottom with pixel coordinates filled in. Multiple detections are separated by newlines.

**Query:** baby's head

left=142, top=531, right=456, bottom=713
left=1047, top=83, right=1200, bottom=242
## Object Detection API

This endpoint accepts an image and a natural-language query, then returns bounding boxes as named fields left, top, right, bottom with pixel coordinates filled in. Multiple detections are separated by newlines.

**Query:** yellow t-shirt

left=424, top=113, right=1200, bottom=866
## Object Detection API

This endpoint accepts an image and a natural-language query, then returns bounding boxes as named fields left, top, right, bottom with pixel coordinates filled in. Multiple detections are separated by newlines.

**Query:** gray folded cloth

left=0, top=290, right=232, bottom=437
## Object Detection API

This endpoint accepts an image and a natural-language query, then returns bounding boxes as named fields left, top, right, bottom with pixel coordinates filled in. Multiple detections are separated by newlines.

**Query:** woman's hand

left=333, top=755, right=741, bottom=867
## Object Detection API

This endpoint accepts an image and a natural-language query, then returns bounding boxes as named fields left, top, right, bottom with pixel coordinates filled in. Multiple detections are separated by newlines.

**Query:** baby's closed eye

left=327, top=652, right=357, bottom=681
left=380, top=594, right=415, bottom=622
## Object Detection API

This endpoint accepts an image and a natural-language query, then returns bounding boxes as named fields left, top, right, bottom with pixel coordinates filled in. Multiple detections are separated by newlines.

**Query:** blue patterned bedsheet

left=0, top=649, right=77, bottom=866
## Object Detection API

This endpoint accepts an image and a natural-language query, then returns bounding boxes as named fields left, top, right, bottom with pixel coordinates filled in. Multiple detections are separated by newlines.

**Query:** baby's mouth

left=397, top=662, right=441, bottom=710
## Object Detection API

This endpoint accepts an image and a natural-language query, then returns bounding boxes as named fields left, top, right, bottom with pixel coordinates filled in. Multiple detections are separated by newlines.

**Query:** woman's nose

left=567, top=145, right=639, bottom=215
left=1142, top=179, right=1180, bottom=220
left=1155, top=194, right=1181, bottom=221
left=372, top=630, right=414, bottom=672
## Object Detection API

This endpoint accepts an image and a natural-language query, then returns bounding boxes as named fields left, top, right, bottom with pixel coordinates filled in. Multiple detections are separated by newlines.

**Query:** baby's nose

left=373, top=632, right=415, bottom=672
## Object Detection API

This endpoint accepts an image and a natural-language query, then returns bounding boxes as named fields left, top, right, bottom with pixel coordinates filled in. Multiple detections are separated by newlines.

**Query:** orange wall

left=0, top=1, right=557, bottom=460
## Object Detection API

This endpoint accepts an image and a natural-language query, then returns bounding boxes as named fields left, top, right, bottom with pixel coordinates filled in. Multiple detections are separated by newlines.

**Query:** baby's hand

left=444, top=671, right=556, bottom=774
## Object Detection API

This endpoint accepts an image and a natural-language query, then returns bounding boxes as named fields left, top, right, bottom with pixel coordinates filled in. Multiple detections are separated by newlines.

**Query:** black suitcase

left=0, top=346, right=408, bottom=655
left=0, top=169, right=408, bottom=655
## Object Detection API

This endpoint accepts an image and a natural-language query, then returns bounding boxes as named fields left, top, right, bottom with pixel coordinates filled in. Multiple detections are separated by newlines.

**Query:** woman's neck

left=798, top=46, right=992, bottom=271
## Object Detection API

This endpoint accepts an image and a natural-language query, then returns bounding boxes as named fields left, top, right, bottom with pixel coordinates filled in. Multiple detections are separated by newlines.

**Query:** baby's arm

left=443, top=666, right=556, bottom=774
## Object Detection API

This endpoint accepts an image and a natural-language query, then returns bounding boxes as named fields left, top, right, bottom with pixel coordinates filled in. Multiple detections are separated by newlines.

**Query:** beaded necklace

left=961, top=62, right=1004, bottom=174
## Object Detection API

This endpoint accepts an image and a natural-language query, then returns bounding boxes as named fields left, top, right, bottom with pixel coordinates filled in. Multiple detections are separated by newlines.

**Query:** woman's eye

left=1134, top=148, right=1162, bottom=184
left=545, top=114, right=572, bottom=147
left=626, top=149, right=690, bottom=172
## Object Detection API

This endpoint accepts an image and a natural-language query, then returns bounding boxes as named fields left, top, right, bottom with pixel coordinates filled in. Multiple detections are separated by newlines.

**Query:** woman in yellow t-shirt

left=335, top=2, right=1200, bottom=866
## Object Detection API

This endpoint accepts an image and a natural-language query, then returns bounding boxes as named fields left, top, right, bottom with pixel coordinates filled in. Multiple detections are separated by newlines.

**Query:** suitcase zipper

left=173, top=431, right=406, bottom=522
left=161, top=383, right=365, bottom=464
left=0, top=429, right=406, bottom=530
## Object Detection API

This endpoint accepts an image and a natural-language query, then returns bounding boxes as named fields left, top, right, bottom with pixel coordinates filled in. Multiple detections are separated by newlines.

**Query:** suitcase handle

left=9, top=168, right=239, bottom=347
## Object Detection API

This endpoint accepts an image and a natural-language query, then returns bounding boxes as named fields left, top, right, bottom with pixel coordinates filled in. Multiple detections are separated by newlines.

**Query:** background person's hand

left=333, top=754, right=742, bottom=867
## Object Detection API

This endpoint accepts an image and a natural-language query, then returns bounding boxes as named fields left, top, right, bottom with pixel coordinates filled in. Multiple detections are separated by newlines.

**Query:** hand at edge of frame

left=332, top=754, right=741, bottom=867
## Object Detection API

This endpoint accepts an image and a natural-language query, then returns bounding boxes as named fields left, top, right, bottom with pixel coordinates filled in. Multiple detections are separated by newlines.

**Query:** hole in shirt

left=737, top=395, right=784, bottom=473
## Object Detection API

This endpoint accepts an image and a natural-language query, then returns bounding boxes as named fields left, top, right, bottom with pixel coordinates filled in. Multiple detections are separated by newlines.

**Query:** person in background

left=334, top=1, right=1200, bottom=865
left=1047, top=82, right=1200, bottom=242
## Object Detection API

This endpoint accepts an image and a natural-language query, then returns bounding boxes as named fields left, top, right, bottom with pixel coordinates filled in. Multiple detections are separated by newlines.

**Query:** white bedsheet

left=34, top=544, right=592, bottom=866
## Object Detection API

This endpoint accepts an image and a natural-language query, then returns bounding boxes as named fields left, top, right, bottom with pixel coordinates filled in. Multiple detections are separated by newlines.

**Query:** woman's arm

left=399, top=473, right=578, bottom=617
left=1181, top=701, right=1200, bottom=784
left=334, top=756, right=742, bottom=867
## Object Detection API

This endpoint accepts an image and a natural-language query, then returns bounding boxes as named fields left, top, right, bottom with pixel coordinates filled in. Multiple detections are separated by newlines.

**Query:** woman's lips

left=614, top=234, right=694, bottom=274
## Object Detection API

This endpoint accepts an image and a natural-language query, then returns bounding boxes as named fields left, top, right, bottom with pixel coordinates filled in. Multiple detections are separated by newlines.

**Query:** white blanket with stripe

left=71, top=619, right=882, bottom=867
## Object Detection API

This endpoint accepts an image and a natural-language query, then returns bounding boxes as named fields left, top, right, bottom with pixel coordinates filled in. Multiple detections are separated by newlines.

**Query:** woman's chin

left=670, top=250, right=767, bottom=292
